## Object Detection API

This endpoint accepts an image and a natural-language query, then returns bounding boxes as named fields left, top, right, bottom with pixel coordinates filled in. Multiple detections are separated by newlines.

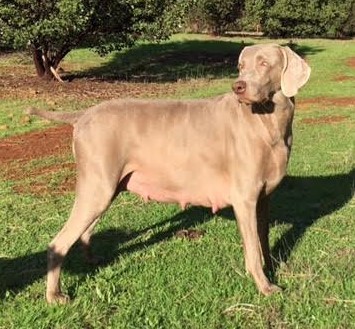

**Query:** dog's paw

left=46, top=292, right=70, bottom=305
left=260, top=283, right=282, bottom=296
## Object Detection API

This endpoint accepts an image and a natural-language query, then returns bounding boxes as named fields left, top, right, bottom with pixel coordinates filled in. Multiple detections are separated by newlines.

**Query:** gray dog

left=27, top=44, right=311, bottom=303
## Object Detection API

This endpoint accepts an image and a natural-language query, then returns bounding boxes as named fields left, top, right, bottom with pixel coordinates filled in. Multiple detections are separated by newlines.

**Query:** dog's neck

left=251, top=91, right=295, bottom=151
left=251, top=91, right=294, bottom=114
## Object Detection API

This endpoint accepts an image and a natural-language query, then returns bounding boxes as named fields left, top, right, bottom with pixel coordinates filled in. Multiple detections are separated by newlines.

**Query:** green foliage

left=240, top=0, right=270, bottom=31
left=185, top=0, right=243, bottom=35
left=0, top=0, right=185, bottom=78
left=264, top=0, right=354, bottom=38
left=0, top=0, right=185, bottom=52
left=336, top=0, right=355, bottom=36
left=203, top=0, right=243, bottom=34
left=182, top=0, right=355, bottom=37
left=320, top=0, right=352, bottom=37
left=132, top=0, right=189, bottom=42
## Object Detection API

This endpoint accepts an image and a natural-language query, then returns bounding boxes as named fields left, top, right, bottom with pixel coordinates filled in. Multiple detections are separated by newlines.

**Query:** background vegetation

left=1, top=0, right=354, bottom=80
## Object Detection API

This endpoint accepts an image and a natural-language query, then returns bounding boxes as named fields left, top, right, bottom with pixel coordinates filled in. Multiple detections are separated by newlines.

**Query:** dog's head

left=232, top=44, right=311, bottom=104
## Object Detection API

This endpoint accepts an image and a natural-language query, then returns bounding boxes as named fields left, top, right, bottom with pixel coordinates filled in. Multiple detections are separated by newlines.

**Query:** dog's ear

left=281, top=46, right=311, bottom=97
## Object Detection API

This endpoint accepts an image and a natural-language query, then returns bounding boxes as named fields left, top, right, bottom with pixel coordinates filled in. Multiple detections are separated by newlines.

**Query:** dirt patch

left=346, top=57, right=355, bottom=68
left=300, top=115, right=349, bottom=125
left=334, top=56, right=355, bottom=82
left=0, top=125, right=75, bottom=194
left=0, top=125, right=72, bottom=163
left=0, top=74, right=178, bottom=102
left=336, top=248, right=355, bottom=258
left=175, top=229, right=205, bottom=241
left=0, top=58, right=180, bottom=102
left=12, top=163, right=76, bottom=195
left=333, top=75, right=355, bottom=82
left=298, top=97, right=355, bottom=110
left=4, top=162, right=74, bottom=181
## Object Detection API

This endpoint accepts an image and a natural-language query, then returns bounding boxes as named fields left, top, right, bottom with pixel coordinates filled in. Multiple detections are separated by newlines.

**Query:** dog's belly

left=126, top=171, right=229, bottom=213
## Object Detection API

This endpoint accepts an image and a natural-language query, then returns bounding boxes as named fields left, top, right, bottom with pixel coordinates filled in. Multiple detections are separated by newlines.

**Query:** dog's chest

left=264, top=139, right=290, bottom=194
left=254, top=104, right=293, bottom=194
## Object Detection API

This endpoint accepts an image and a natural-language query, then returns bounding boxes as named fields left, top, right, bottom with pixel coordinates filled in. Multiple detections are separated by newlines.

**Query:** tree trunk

left=32, top=49, right=53, bottom=80
left=32, top=48, right=47, bottom=77
left=31, top=47, right=63, bottom=81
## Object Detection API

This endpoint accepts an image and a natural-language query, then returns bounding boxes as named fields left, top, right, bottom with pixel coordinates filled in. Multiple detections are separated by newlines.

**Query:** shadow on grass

left=67, top=39, right=323, bottom=83
left=269, top=170, right=354, bottom=264
left=0, top=169, right=352, bottom=299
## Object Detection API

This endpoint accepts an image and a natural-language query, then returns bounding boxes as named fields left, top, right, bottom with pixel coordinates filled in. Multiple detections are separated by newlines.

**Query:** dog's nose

left=232, top=80, right=246, bottom=94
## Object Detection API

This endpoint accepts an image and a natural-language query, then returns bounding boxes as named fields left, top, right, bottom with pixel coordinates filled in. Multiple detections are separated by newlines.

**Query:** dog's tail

left=25, top=107, right=84, bottom=125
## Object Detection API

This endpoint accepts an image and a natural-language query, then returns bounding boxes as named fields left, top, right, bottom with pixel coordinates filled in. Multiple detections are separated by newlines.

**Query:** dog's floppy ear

left=281, top=46, right=311, bottom=97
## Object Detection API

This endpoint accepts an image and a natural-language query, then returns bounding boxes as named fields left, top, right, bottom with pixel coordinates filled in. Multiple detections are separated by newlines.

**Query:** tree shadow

left=67, top=39, right=323, bottom=83
left=0, top=169, right=352, bottom=299
left=68, top=40, right=245, bottom=83
left=280, top=42, right=324, bottom=60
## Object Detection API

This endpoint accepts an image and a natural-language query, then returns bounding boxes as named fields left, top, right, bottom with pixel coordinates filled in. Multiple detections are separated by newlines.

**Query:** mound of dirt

left=0, top=125, right=72, bottom=163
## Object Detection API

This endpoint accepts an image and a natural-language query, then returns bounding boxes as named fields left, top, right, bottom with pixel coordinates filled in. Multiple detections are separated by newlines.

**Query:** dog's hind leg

left=46, top=171, right=119, bottom=304
left=80, top=217, right=103, bottom=265
left=79, top=176, right=128, bottom=265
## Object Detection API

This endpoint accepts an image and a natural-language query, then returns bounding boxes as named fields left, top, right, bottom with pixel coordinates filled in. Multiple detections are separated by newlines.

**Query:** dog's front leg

left=256, top=194, right=272, bottom=273
left=232, top=195, right=281, bottom=296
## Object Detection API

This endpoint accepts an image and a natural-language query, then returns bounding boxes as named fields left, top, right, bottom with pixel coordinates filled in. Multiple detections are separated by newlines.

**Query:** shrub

left=264, top=0, right=354, bottom=38
left=185, top=0, right=243, bottom=35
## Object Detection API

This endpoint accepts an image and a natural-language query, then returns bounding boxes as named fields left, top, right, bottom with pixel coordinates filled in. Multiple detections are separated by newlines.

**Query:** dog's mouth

left=236, top=94, right=269, bottom=105
left=232, top=79, right=276, bottom=105
left=238, top=98, right=252, bottom=105
left=235, top=87, right=275, bottom=106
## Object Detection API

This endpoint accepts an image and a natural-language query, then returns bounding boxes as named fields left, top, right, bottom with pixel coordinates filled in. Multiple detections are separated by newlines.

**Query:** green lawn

left=0, top=34, right=354, bottom=328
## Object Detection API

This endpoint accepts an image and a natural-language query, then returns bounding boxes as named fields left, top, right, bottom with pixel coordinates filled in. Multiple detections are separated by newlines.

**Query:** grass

left=0, top=99, right=48, bottom=138
left=0, top=34, right=354, bottom=328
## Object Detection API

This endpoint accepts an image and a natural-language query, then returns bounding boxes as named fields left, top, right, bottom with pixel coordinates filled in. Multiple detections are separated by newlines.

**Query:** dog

left=27, top=43, right=311, bottom=303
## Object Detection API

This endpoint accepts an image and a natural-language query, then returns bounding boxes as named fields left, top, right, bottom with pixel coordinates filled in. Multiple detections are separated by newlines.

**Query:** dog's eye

left=260, top=61, right=269, bottom=67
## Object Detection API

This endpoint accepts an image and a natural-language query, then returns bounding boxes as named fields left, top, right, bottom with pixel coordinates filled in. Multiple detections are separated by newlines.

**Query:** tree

left=263, top=0, right=354, bottom=38
left=264, top=0, right=322, bottom=37
left=342, top=1, right=355, bottom=36
left=241, top=0, right=270, bottom=32
left=202, top=0, right=243, bottom=35
left=320, top=0, right=355, bottom=37
left=184, top=0, right=243, bottom=35
left=0, top=0, right=185, bottom=80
